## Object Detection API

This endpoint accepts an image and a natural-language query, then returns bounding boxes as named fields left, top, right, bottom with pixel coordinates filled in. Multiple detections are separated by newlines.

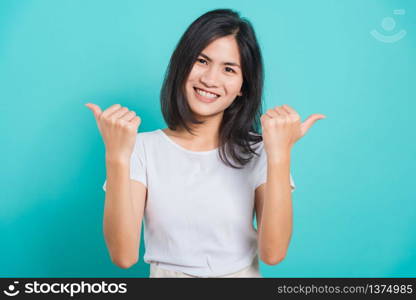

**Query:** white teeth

left=196, top=88, right=219, bottom=99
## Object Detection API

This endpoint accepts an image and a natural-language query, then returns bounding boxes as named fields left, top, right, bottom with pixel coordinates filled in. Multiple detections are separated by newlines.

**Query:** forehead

left=201, top=35, right=241, bottom=63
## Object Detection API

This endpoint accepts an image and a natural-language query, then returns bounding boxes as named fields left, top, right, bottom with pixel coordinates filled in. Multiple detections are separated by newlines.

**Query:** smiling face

left=184, top=35, right=243, bottom=120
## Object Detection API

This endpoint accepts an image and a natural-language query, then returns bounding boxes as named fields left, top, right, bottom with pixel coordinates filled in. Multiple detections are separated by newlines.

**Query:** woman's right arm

left=85, top=103, right=144, bottom=269
left=103, top=157, right=146, bottom=269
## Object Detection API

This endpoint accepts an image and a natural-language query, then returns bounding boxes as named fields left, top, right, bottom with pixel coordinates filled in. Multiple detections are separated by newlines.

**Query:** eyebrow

left=200, top=53, right=241, bottom=68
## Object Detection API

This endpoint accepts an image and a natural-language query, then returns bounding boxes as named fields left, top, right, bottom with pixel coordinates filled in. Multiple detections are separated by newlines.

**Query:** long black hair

left=160, top=8, right=264, bottom=169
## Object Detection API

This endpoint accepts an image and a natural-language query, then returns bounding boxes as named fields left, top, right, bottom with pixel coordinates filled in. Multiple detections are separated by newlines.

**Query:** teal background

left=1, top=0, right=415, bottom=278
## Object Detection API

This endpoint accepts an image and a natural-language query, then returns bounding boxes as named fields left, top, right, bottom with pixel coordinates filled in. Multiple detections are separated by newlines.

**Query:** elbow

left=112, top=257, right=138, bottom=269
left=104, top=238, right=140, bottom=269
left=260, top=252, right=286, bottom=266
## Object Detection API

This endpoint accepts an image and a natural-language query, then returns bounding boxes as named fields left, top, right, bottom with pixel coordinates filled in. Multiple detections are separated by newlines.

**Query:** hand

left=261, top=104, right=326, bottom=160
left=85, top=103, right=141, bottom=162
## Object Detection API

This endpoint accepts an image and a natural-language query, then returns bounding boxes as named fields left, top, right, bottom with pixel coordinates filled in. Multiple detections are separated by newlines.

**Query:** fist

left=85, top=103, right=141, bottom=162
left=260, top=104, right=326, bottom=160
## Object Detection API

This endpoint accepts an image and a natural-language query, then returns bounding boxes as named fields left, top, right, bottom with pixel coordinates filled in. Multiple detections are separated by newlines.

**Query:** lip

left=193, top=87, right=220, bottom=103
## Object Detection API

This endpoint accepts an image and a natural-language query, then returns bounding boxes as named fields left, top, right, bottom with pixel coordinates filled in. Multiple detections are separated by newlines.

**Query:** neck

left=171, top=112, right=223, bottom=149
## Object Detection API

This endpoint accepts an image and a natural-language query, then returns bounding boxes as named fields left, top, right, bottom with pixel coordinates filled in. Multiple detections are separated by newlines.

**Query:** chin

left=188, top=101, right=222, bottom=118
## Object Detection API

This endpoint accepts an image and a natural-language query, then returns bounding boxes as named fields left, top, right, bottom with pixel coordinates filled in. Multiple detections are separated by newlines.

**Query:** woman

left=86, top=9, right=325, bottom=278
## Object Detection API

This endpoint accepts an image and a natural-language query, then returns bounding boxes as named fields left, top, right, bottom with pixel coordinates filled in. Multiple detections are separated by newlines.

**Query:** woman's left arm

left=257, top=104, right=326, bottom=265
left=257, top=153, right=292, bottom=265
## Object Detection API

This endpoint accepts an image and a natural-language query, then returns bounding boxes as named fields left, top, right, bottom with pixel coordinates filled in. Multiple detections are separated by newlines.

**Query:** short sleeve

left=102, top=133, right=147, bottom=192
left=253, top=142, right=296, bottom=192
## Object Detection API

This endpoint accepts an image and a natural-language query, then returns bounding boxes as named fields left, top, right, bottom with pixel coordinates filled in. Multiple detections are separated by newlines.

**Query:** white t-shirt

left=103, top=129, right=295, bottom=277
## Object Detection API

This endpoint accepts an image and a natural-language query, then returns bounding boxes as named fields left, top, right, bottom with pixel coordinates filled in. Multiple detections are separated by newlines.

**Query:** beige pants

left=149, top=255, right=262, bottom=278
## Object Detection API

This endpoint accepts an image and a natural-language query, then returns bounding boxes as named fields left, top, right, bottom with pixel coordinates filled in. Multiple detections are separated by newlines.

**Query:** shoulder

left=137, top=129, right=159, bottom=137
left=132, top=130, right=161, bottom=156
left=131, top=130, right=161, bottom=161
left=136, top=129, right=161, bottom=143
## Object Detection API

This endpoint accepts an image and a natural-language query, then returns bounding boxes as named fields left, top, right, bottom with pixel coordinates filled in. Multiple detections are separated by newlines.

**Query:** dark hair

left=160, top=8, right=264, bottom=169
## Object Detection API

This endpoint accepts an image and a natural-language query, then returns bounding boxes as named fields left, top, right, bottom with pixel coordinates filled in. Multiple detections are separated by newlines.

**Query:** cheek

left=225, top=78, right=243, bottom=95
left=187, top=65, right=204, bottom=83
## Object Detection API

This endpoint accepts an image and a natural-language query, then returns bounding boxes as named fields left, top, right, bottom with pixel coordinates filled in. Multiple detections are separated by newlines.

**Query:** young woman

left=86, top=9, right=325, bottom=278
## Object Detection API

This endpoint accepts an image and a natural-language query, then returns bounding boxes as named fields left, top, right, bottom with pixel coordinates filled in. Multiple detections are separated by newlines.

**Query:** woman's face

left=185, top=35, right=243, bottom=119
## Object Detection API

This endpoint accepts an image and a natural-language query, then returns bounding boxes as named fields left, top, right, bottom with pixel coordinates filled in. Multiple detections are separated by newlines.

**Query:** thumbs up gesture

left=261, top=104, right=326, bottom=162
left=85, top=103, right=142, bottom=163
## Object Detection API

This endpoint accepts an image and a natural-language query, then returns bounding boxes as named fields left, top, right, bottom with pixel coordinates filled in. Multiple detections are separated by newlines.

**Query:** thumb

left=85, top=103, right=102, bottom=120
left=300, top=114, right=326, bottom=136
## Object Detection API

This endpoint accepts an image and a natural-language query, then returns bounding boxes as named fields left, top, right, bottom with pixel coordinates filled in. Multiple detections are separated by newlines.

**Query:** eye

left=225, top=67, right=235, bottom=73
left=197, top=58, right=207, bottom=64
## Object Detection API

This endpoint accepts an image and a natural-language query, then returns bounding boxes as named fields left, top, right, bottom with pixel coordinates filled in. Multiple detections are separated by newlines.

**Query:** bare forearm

left=258, top=155, right=293, bottom=263
left=103, top=158, right=140, bottom=267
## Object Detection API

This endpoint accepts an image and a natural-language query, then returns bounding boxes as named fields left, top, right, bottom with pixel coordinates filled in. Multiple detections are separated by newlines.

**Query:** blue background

left=1, top=0, right=415, bottom=277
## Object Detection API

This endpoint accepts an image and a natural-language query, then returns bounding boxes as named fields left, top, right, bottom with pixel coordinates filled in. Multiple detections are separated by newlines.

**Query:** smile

left=194, top=87, right=220, bottom=99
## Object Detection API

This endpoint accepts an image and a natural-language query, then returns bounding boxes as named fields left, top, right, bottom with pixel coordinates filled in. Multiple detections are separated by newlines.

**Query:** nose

left=200, top=66, right=219, bottom=88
